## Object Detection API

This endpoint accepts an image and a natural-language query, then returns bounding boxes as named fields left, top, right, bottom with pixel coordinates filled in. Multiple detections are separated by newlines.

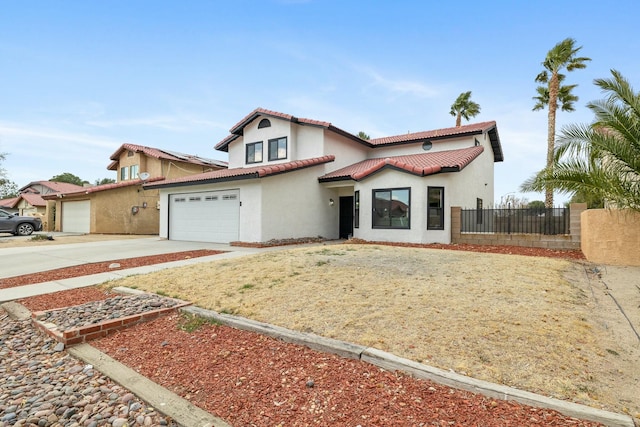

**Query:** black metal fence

left=460, top=207, right=570, bottom=235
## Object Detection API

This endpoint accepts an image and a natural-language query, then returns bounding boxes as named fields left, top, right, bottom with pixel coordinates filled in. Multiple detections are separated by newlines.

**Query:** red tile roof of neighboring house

left=19, top=192, right=46, bottom=207
left=145, top=155, right=335, bottom=189
left=214, top=108, right=503, bottom=162
left=214, top=108, right=366, bottom=152
left=319, top=146, right=484, bottom=182
left=107, top=143, right=228, bottom=171
left=19, top=181, right=85, bottom=194
left=41, top=177, right=166, bottom=199
left=0, top=197, right=19, bottom=209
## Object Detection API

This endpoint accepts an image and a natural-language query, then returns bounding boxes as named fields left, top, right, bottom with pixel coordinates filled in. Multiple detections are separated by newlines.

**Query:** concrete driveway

left=0, top=236, right=257, bottom=278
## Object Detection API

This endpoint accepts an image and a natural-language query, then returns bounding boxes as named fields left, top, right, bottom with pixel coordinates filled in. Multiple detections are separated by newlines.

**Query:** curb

left=68, top=344, right=231, bottom=427
left=179, top=304, right=635, bottom=427
left=1, top=300, right=231, bottom=427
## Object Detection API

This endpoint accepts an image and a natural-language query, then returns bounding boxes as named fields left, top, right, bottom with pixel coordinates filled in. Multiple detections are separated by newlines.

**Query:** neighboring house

left=5, top=181, right=86, bottom=229
left=17, top=181, right=85, bottom=216
left=0, top=197, right=19, bottom=214
left=146, top=108, right=503, bottom=244
left=44, top=144, right=227, bottom=234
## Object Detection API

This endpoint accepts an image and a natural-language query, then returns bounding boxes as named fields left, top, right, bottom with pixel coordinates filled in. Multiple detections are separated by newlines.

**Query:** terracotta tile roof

left=214, top=108, right=504, bottom=162
left=0, top=197, right=19, bottom=209
left=19, top=181, right=85, bottom=194
left=41, top=177, right=166, bottom=199
left=19, top=192, right=46, bottom=207
left=145, top=155, right=335, bottom=189
left=369, top=121, right=503, bottom=162
left=107, top=143, right=227, bottom=171
left=319, top=146, right=484, bottom=182
left=215, top=108, right=366, bottom=152
left=369, top=121, right=497, bottom=145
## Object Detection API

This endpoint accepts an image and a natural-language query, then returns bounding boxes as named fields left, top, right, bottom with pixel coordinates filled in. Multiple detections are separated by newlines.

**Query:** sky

left=1, top=0, right=639, bottom=205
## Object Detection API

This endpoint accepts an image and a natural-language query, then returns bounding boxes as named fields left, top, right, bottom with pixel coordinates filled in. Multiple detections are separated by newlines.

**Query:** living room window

left=427, top=186, right=445, bottom=230
left=246, top=141, right=263, bottom=164
left=372, top=188, right=410, bottom=229
left=268, top=137, right=287, bottom=161
left=130, top=164, right=139, bottom=180
left=120, top=166, right=129, bottom=181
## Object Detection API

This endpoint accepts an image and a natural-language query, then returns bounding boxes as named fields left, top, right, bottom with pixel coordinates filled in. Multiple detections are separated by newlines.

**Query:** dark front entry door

left=339, top=196, right=354, bottom=239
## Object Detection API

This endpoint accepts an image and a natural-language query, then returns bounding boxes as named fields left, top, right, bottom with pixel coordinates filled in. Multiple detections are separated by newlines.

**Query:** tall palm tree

left=522, top=70, right=640, bottom=212
left=450, top=91, right=480, bottom=127
left=533, top=38, right=590, bottom=207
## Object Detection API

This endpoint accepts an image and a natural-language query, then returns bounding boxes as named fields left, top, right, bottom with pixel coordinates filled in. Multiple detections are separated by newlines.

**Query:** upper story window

left=120, top=166, right=129, bottom=181
left=268, top=137, right=287, bottom=161
left=246, top=141, right=263, bottom=164
left=372, top=188, right=410, bottom=229
left=130, top=164, right=139, bottom=180
left=127, top=150, right=134, bottom=157
left=258, top=118, right=271, bottom=128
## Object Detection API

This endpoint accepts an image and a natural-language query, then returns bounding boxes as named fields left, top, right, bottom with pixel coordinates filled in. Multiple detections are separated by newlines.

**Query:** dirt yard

left=97, top=243, right=640, bottom=420
left=5, top=234, right=638, bottom=421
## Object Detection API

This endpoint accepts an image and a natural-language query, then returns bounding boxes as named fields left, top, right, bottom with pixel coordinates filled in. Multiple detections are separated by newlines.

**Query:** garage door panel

left=169, top=190, right=239, bottom=243
left=62, top=200, right=90, bottom=233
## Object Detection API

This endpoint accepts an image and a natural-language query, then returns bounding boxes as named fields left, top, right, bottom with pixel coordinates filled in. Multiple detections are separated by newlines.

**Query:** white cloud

left=0, top=122, right=118, bottom=149
left=357, top=66, right=441, bottom=99
left=86, top=115, right=227, bottom=132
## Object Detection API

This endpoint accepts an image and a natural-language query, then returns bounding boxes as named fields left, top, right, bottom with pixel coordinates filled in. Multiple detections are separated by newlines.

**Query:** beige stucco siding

left=50, top=186, right=159, bottom=234
left=91, top=186, right=159, bottom=234
left=581, top=209, right=640, bottom=266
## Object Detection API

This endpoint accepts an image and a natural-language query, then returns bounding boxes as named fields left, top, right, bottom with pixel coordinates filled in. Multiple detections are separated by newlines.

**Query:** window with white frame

left=120, top=166, right=129, bottom=181
left=130, top=164, right=139, bottom=180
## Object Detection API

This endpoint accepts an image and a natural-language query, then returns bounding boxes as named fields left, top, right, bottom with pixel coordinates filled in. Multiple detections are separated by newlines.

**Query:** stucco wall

left=116, top=152, right=219, bottom=183
left=261, top=167, right=338, bottom=242
left=91, top=186, right=160, bottom=234
left=50, top=187, right=159, bottom=234
left=581, top=209, right=640, bottom=266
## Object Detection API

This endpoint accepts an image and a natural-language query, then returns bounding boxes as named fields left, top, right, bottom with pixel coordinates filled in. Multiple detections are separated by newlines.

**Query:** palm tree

left=450, top=91, right=480, bottom=127
left=357, top=131, right=370, bottom=140
left=522, top=70, right=640, bottom=212
left=533, top=38, right=590, bottom=207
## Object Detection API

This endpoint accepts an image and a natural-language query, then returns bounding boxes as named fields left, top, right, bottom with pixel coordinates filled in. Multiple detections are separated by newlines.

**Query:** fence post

left=451, top=206, right=461, bottom=243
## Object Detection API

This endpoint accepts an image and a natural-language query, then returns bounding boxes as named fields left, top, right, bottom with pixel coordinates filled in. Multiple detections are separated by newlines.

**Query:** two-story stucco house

left=43, top=144, right=227, bottom=234
left=146, top=108, right=503, bottom=244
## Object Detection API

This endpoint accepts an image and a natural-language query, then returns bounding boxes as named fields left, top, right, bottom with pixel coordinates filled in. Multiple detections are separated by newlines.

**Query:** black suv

left=0, top=209, right=43, bottom=236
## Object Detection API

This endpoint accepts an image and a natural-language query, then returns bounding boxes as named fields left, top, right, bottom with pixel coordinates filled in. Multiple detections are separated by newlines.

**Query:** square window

left=427, top=187, right=444, bottom=230
left=246, top=142, right=263, bottom=164
left=268, top=137, right=287, bottom=161
left=372, top=188, right=410, bottom=229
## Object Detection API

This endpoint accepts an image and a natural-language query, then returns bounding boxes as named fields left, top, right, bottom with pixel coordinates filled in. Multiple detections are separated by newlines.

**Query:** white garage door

left=62, top=200, right=90, bottom=233
left=169, top=190, right=239, bottom=243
